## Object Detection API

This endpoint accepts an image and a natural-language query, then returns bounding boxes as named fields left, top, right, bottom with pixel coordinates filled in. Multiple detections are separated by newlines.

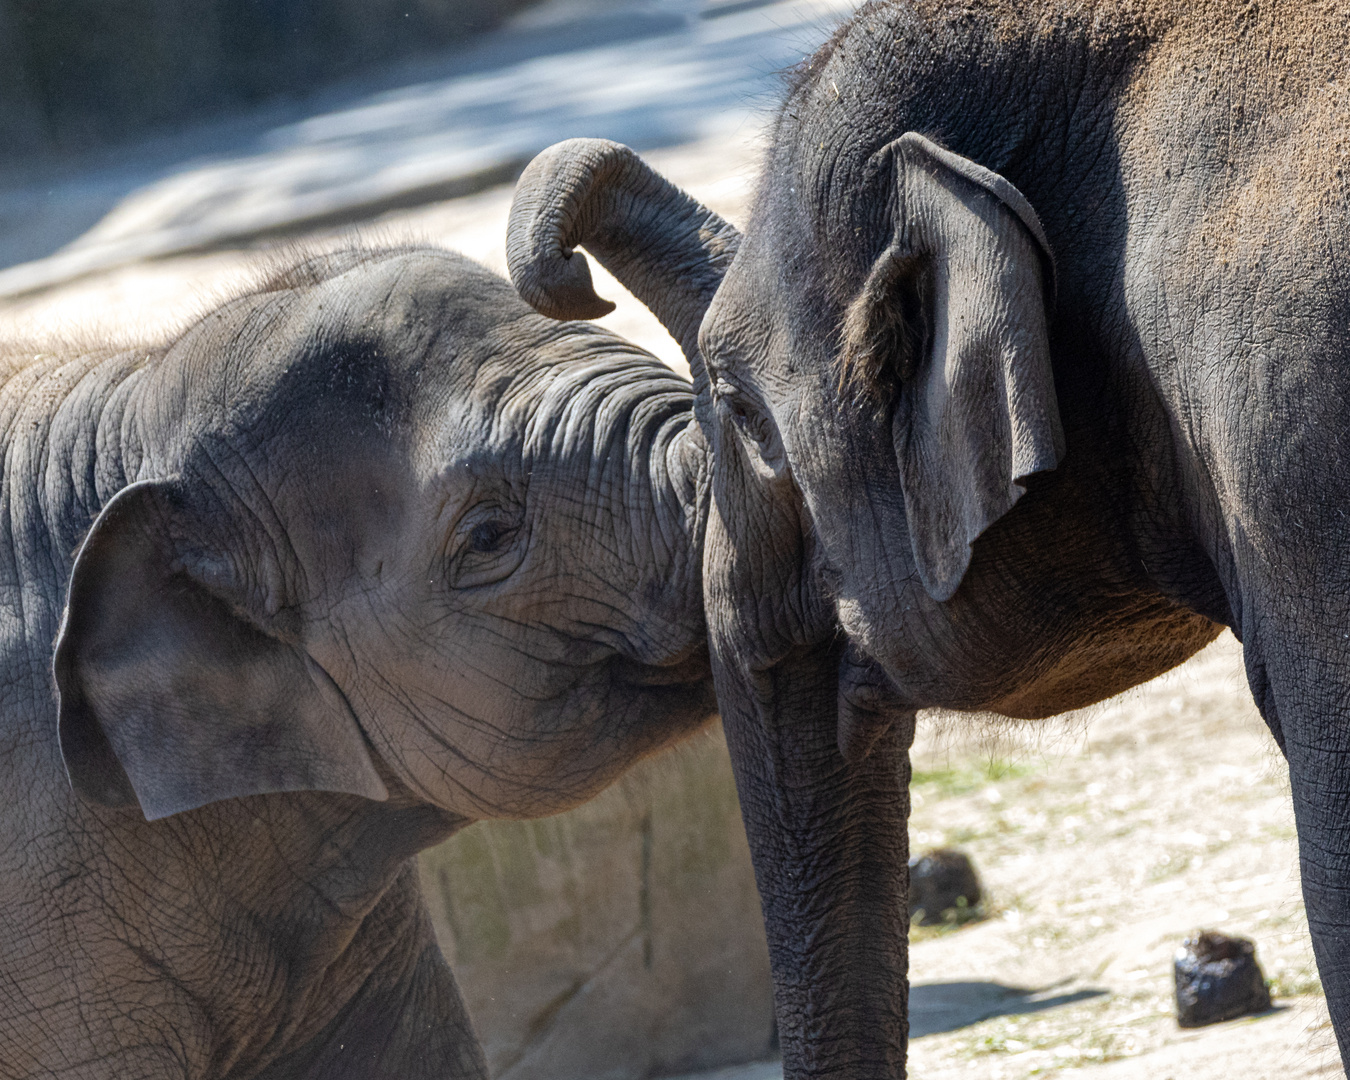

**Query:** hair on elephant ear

left=840, top=131, right=1065, bottom=604
left=53, top=480, right=388, bottom=821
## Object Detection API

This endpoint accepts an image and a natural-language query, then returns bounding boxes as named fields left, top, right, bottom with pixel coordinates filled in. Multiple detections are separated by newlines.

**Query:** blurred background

left=0, top=0, right=852, bottom=306
left=0, top=0, right=539, bottom=158
left=0, top=3, right=1340, bottom=1078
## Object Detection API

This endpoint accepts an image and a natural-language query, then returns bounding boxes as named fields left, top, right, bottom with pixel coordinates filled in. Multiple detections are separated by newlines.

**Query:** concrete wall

left=419, top=724, right=776, bottom=1080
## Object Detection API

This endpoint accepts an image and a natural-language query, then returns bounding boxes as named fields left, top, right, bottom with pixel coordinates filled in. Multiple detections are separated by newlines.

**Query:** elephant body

left=714, top=0, right=1336, bottom=719
left=507, top=1, right=1350, bottom=1075
left=0, top=247, right=714, bottom=1077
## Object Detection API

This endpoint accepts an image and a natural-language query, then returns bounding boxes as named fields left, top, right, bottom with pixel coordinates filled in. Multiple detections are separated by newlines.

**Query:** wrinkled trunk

left=714, top=641, right=913, bottom=1076
left=507, top=136, right=915, bottom=1072
left=506, top=138, right=738, bottom=370
left=705, top=472, right=913, bottom=1077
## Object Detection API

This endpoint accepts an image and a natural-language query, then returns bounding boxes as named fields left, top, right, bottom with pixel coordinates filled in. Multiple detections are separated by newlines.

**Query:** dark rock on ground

left=909, top=848, right=982, bottom=926
left=1174, top=930, right=1272, bottom=1027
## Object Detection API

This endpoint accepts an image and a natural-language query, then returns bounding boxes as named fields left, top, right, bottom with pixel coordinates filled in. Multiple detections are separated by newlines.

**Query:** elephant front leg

left=716, top=642, right=915, bottom=1078
left=250, top=869, right=489, bottom=1080
left=1245, top=623, right=1350, bottom=1065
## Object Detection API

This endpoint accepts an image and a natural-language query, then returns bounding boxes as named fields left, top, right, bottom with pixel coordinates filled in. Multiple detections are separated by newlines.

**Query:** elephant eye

left=468, top=519, right=513, bottom=553
left=446, top=503, right=526, bottom=589
left=714, top=378, right=787, bottom=477
left=717, top=380, right=772, bottom=442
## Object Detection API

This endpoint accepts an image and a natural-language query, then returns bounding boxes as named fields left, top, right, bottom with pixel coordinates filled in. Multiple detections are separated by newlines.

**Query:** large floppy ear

left=53, top=480, right=388, bottom=821
left=841, top=132, right=1064, bottom=602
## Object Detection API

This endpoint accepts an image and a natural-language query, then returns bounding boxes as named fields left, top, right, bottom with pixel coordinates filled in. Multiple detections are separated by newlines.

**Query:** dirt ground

left=1, top=137, right=1341, bottom=1080
left=905, top=633, right=1341, bottom=1080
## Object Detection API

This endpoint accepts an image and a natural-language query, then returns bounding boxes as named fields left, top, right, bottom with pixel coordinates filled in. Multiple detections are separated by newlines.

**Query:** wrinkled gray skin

left=0, top=247, right=714, bottom=1078
left=507, top=0, right=1350, bottom=1074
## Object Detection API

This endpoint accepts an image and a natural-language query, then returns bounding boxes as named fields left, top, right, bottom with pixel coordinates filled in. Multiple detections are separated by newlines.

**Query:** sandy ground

left=0, top=122, right=1339, bottom=1080
left=902, top=632, right=1339, bottom=1079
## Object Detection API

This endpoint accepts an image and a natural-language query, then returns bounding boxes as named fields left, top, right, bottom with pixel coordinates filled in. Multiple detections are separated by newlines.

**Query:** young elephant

left=0, top=247, right=713, bottom=1078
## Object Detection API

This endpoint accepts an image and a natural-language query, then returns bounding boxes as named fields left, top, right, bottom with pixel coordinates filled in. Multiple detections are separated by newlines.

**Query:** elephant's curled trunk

left=506, top=138, right=740, bottom=372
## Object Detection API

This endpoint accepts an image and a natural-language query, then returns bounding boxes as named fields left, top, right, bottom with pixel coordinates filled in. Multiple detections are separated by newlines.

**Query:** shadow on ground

left=910, top=980, right=1108, bottom=1037
left=661, top=981, right=1108, bottom=1080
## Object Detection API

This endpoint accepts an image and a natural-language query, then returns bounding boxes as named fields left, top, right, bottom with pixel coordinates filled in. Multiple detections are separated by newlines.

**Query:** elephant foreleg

left=249, top=866, right=488, bottom=1080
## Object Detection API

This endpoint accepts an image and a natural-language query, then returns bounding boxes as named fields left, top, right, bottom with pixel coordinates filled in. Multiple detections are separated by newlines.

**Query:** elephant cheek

left=351, top=702, right=486, bottom=817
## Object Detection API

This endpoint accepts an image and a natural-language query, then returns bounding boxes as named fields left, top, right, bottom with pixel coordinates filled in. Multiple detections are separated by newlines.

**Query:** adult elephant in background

left=507, top=0, right=1350, bottom=1074
left=2, top=246, right=716, bottom=1077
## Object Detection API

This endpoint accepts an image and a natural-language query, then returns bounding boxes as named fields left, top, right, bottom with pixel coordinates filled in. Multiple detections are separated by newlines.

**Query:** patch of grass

left=910, top=895, right=987, bottom=942
left=911, top=758, right=1040, bottom=797
left=939, top=988, right=1159, bottom=1076
left=1269, top=968, right=1324, bottom=998
left=966, top=1025, right=1131, bottom=1068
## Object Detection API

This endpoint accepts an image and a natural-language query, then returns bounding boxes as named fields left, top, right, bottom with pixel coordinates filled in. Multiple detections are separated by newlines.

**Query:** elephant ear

left=53, top=479, right=388, bottom=821
left=841, top=131, right=1064, bottom=602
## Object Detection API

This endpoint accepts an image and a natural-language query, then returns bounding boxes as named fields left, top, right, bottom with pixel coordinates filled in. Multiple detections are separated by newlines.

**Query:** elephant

left=0, top=245, right=715, bottom=1078
left=506, top=0, right=1350, bottom=1074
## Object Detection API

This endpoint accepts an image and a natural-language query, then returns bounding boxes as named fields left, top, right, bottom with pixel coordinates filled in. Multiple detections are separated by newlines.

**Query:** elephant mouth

left=611, top=645, right=711, bottom=688
left=608, top=647, right=717, bottom=735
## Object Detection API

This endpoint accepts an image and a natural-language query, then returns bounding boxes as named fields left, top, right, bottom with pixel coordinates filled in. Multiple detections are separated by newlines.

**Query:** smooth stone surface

left=419, top=723, right=775, bottom=1080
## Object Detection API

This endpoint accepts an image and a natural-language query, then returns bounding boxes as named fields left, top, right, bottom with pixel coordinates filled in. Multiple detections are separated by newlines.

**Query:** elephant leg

left=1244, top=618, right=1350, bottom=1062
left=252, top=864, right=489, bottom=1080
left=716, top=643, right=914, bottom=1078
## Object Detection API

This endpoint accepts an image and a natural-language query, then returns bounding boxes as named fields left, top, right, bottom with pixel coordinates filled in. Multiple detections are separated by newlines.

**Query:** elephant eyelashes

left=446, top=503, right=526, bottom=589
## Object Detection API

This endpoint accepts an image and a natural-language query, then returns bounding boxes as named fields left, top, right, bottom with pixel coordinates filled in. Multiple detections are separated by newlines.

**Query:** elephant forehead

left=309, top=247, right=520, bottom=326
left=471, top=351, right=685, bottom=453
left=701, top=282, right=769, bottom=364
left=302, top=257, right=523, bottom=380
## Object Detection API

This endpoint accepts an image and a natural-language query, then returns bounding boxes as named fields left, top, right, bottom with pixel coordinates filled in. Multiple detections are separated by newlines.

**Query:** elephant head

left=53, top=247, right=715, bottom=824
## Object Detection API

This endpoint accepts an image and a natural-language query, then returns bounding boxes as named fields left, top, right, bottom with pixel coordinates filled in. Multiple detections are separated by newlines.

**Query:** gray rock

left=1174, top=930, right=1272, bottom=1028
left=909, top=848, right=982, bottom=926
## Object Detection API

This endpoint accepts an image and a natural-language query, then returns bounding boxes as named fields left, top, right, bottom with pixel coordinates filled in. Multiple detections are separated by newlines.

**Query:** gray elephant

left=0, top=246, right=713, bottom=1077
left=507, top=0, right=1350, bottom=1074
